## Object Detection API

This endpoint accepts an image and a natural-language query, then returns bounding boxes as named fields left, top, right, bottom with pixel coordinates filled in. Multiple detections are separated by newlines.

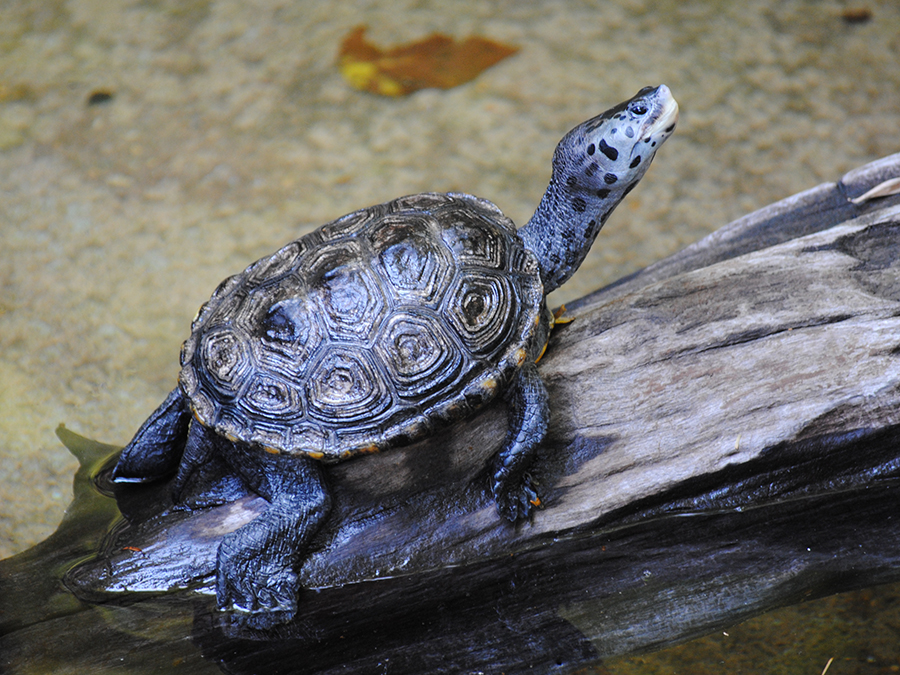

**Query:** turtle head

left=519, top=85, right=678, bottom=294
left=558, top=84, right=678, bottom=197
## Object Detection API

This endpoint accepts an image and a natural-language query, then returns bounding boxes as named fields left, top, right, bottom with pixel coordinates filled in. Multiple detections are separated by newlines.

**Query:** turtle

left=112, top=84, right=679, bottom=616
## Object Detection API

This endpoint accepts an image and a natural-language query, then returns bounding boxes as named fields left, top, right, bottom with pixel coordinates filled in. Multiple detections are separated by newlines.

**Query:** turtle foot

left=212, top=454, right=330, bottom=620
left=492, top=470, right=541, bottom=522
left=216, top=535, right=298, bottom=616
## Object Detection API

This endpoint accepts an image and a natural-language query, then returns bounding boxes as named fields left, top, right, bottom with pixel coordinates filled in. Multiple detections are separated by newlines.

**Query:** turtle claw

left=216, top=536, right=298, bottom=616
left=492, top=471, right=540, bottom=522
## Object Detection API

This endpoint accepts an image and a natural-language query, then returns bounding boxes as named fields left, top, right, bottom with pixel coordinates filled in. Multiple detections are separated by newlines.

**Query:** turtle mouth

left=648, top=85, right=679, bottom=135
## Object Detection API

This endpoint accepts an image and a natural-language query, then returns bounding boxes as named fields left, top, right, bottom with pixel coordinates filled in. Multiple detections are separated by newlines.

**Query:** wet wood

left=3, top=154, right=900, bottom=674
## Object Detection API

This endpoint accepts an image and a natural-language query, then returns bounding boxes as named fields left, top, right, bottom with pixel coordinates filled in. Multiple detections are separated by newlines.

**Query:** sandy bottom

left=1, top=0, right=899, bottom=667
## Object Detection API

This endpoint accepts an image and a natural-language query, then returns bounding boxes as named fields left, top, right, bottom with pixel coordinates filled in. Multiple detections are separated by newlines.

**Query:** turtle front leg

left=216, top=452, right=332, bottom=616
left=491, top=361, right=549, bottom=522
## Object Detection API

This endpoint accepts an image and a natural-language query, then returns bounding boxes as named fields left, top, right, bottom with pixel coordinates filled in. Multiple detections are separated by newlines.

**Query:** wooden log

left=2, top=154, right=900, bottom=674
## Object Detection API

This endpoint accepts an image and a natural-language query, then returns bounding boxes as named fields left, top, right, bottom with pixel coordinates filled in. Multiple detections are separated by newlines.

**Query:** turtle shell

left=179, top=192, right=546, bottom=461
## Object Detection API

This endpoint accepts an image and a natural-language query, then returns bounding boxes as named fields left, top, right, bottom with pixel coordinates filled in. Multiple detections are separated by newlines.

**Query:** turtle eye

left=262, top=302, right=299, bottom=342
left=630, top=103, right=649, bottom=116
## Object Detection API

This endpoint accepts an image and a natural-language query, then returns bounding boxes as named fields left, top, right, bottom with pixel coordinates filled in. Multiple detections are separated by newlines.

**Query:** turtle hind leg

left=170, top=420, right=220, bottom=503
left=112, top=388, right=191, bottom=484
left=491, top=361, right=549, bottom=522
left=216, top=453, right=332, bottom=616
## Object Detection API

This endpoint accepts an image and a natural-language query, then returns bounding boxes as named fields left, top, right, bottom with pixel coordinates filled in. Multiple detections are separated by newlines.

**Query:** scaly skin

left=519, top=85, right=679, bottom=293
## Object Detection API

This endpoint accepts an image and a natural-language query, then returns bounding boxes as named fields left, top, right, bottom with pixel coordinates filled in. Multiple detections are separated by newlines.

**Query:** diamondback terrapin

left=112, top=85, right=679, bottom=616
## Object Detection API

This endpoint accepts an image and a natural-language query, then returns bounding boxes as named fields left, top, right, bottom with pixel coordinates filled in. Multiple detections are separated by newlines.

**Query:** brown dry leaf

left=338, top=26, right=519, bottom=96
left=0, top=83, right=37, bottom=103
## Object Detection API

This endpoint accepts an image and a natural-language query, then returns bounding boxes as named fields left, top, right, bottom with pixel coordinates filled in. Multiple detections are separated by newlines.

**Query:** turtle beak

left=652, top=85, right=679, bottom=133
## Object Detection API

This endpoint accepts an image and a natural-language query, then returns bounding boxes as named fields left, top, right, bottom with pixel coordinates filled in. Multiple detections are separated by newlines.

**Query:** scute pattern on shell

left=179, top=192, right=545, bottom=460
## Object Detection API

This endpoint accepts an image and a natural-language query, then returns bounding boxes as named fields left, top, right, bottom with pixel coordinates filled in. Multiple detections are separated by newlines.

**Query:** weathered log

left=2, top=154, right=900, bottom=674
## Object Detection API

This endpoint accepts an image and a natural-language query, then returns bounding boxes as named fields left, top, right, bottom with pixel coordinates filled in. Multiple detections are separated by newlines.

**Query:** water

left=1, top=0, right=899, bottom=669
left=605, top=583, right=900, bottom=673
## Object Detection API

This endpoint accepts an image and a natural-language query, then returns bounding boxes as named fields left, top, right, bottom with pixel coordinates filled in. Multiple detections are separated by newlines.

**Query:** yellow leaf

left=338, top=26, right=519, bottom=97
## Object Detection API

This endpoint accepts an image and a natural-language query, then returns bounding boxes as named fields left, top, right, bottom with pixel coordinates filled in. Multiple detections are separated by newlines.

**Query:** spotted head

left=519, top=85, right=678, bottom=294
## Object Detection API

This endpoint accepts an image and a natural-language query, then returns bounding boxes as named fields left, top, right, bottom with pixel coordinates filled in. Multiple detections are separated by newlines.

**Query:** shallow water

left=1, top=0, right=899, bottom=669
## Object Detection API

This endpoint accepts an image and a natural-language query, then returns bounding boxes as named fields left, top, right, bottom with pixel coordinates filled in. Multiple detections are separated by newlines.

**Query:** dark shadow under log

left=2, top=154, right=900, bottom=674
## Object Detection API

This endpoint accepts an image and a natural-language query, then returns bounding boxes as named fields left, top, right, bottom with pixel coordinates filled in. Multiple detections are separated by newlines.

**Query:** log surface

left=3, top=154, right=900, bottom=674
